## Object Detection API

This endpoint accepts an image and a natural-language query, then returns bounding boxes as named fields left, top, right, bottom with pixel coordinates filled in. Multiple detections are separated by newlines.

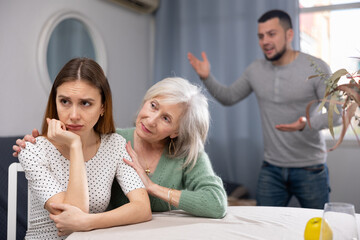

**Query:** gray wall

left=0, top=0, right=155, bottom=137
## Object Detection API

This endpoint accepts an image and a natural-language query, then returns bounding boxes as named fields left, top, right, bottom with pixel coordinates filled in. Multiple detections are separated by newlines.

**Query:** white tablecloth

left=67, top=206, right=360, bottom=240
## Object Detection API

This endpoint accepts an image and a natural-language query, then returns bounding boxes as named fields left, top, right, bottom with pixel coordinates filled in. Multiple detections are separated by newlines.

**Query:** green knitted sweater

left=108, top=128, right=227, bottom=219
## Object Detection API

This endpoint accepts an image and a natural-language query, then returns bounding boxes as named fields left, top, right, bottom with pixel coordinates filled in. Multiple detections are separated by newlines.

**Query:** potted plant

left=306, top=68, right=360, bottom=151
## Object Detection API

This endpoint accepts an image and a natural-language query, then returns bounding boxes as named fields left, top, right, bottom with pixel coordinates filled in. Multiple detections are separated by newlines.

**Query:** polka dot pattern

left=18, top=133, right=144, bottom=239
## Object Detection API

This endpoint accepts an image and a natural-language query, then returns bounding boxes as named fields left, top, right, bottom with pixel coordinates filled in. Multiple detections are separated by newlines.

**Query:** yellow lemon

left=304, top=217, right=333, bottom=240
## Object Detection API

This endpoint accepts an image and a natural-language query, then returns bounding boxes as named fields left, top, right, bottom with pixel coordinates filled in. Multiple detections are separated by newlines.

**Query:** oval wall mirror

left=47, top=18, right=96, bottom=83
left=38, top=10, right=107, bottom=91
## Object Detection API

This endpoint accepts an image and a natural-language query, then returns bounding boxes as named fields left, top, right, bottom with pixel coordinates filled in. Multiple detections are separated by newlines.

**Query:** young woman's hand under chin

left=46, top=118, right=81, bottom=148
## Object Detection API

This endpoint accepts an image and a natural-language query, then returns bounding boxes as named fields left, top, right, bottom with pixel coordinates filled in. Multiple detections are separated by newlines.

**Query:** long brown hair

left=41, top=58, right=115, bottom=136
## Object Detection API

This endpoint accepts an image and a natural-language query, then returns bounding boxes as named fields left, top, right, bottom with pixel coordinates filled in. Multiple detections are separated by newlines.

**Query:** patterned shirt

left=19, top=133, right=144, bottom=239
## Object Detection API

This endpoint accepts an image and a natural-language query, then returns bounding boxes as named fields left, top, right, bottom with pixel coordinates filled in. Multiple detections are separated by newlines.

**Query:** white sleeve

left=115, top=136, right=145, bottom=195
left=18, top=139, right=64, bottom=206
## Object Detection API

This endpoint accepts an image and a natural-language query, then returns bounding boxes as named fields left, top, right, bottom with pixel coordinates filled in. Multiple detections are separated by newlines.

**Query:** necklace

left=143, top=152, right=162, bottom=176
left=134, top=136, right=152, bottom=175
left=144, top=158, right=151, bottom=176
left=143, top=155, right=150, bottom=175
left=136, top=137, right=163, bottom=176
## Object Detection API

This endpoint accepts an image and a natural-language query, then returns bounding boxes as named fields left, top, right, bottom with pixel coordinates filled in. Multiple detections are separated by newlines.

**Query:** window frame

left=299, top=2, right=360, bottom=142
left=300, top=2, right=360, bottom=13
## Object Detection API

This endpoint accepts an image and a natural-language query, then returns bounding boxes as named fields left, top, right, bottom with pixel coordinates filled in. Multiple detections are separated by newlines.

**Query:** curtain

left=154, top=0, right=299, bottom=197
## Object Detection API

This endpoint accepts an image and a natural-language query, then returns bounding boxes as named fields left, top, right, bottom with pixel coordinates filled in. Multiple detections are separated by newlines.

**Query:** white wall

left=0, top=0, right=154, bottom=137
left=327, top=141, right=360, bottom=213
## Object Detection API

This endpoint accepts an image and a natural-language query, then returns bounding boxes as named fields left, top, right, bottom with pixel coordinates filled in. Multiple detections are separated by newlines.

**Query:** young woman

left=17, top=58, right=151, bottom=239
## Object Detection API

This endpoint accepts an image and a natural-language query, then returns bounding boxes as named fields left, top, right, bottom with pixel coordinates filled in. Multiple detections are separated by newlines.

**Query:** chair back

left=7, top=162, right=30, bottom=240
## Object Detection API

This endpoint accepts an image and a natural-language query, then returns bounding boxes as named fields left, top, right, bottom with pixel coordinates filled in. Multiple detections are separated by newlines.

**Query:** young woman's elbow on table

left=91, top=188, right=152, bottom=229
left=131, top=199, right=152, bottom=222
left=127, top=188, right=152, bottom=222
left=45, top=192, right=90, bottom=215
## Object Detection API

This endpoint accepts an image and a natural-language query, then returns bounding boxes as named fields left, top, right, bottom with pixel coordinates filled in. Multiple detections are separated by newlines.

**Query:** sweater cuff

left=178, top=190, right=197, bottom=213
left=178, top=190, right=227, bottom=218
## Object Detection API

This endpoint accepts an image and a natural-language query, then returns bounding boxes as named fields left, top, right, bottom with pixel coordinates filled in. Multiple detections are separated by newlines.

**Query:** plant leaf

left=306, top=98, right=343, bottom=129
left=318, top=98, right=328, bottom=112
left=328, top=102, right=358, bottom=151
left=333, top=103, right=340, bottom=115
left=324, top=69, right=348, bottom=98
left=305, top=99, right=318, bottom=129
left=336, top=84, right=360, bottom=105
left=307, top=74, right=324, bottom=80
left=327, top=95, right=338, bottom=139
left=328, top=68, right=348, bottom=84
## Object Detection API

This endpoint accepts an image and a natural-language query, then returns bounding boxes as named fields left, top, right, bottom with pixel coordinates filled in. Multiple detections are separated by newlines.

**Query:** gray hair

left=142, top=77, right=210, bottom=170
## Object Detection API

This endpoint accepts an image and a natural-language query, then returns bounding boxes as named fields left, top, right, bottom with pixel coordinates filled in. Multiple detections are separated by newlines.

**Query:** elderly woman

left=17, top=58, right=151, bottom=239
left=110, top=77, right=227, bottom=218
left=14, top=77, right=227, bottom=232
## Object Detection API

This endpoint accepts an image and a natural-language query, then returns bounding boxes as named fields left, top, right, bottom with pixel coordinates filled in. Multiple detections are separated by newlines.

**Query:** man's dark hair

left=258, top=9, right=292, bottom=30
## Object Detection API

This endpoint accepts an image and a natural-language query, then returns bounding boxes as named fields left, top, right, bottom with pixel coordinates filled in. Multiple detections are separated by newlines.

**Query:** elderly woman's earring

left=169, top=138, right=175, bottom=156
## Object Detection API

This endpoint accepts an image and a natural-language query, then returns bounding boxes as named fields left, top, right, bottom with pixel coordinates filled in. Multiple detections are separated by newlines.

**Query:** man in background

left=188, top=9, right=341, bottom=209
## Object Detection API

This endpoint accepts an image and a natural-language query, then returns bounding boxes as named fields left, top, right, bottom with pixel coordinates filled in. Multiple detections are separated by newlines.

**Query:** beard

left=264, top=45, right=287, bottom=62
